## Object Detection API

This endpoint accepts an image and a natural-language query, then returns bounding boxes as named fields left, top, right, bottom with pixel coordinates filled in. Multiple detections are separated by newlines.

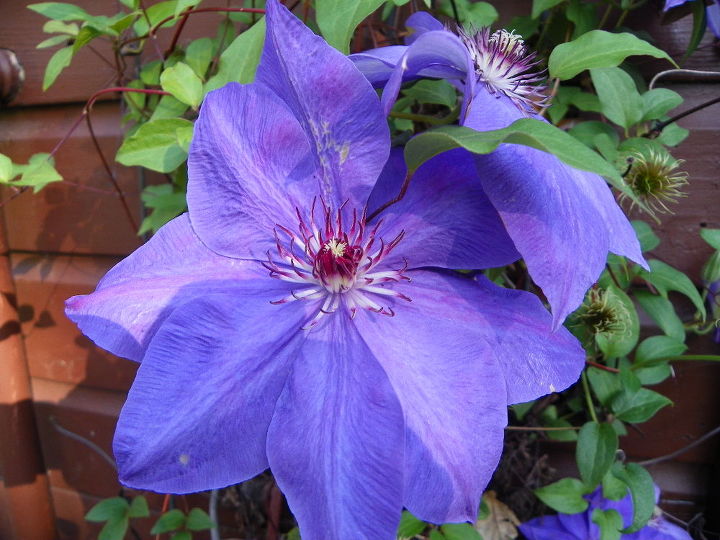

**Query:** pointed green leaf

left=535, top=477, right=589, bottom=514
left=205, top=19, right=265, bottom=92
left=592, top=509, right=623, bottom=540
left=99, top=515, right=130, bottom=540
left=28, top=2, right=90, bottom=21
left=640, top=259, right=706, bottom=318
left=405, top=120, right=621, bottom=183
left=612, top=387, right=672, bottom=423
left=532, top=0, right=565, bottom=19
left=37, top=34, right=70, bottom=49
left=42, top=45, right=73, bottom=90
left=186, top=508, right=214, bottom=531
left=185, top=37, right=213, bottom=79
left=591, top=67, right=643, bottom=130
left=635, top=336, right=687, bottom=364
left=160, top=61, right=203, bottom=108
left=634, top=290, right=685, bottom=342
left=549, top=30, right=675, bottom=80
left=631, top=221, right=660, bottom=252
left=17, top=153, right=63, bottom=191
left=440, top=523, right=482, bottom=540
left=128, top=496, right=149, bottom=518
left=397, top=510, right=426, bottom=537
left=577, top=422, right=618, bottom=489
left=175, top=0, right=201, bottom=17
left=116, top=118, right=193, bottom=173
left=85, top=497, right=129, bottom=522
left=611, top=463, right=655, bottom=533
left=701, top=229, right=720, bottom=250
left=641, top=88, right=682, bottom=122
left=315, top=0, right=384, bottom=54
left=0, top=154, right=13, bottom=182
left=402, top=79, right=457, bottom=108
left=151, top=509, right=186, bottom=534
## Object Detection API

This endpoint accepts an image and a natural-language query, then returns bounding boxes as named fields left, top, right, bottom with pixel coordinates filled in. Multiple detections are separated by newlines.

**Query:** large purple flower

left=520, top=487, right=692, bottom=540
left=65, top=2, right=584, bottom=538
left=351, top=14, right=647, bottom=325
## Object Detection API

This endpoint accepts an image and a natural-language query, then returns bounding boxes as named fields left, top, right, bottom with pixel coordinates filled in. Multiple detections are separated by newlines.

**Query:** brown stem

left=645, top=95, right=720, bottom=138
left=367, top=172, right=412, bottom=222
left=586, top=360, right=620, bottom=373
left=638, top=424, right=720, bottom=466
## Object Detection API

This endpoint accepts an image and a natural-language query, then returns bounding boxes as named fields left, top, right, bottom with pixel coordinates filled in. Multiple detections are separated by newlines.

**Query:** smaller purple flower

left=520, top=487, right=692, bottom=540
left=351, top=14, right=648, bottom=326
left=707, top=281, right=720, bottom=343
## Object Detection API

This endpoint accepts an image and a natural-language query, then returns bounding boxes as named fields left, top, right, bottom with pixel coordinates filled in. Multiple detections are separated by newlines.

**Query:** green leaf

left=160, top=61, right=203, bottom=108
left=657, top=122, right=689, bottom=146
left=85, top=497, right=129, bottom=522
left=535, top=477, right=589, bottom=514
left=566, top=0, right=598, bottom=38
left=549, top=30, right=675, bottom=80
left=464, top=2, right=498, bottom=28
left=151, top=509, right=186, bottom=534
left=591, top=508, right=623, bottom=540
left=611, top=462, right=655, bottom=533
left=587, top=367, right=622, bottom=406
left=404, top=120, right=621, bottom=182
left=440, top=523, right=482, bottom=540
left=138, top=185, right=187, bottom=234
left=701, top=229, right=720, bottom=250
left=641, top=88, right=682, bottom=122
left=185, top=37, right=213, bottom=79
left=140, top=60, right=162, bottom=86
left=286, top=527, right=301, bottom=540
left=602, top=468, right=628, bottom=500
left=634, top=290, right=685, bottom=342
left=133, top=1, right=179, bottom=36
left=532, top=0, right=565, bottom=19
left=507, top=15, right=540, bottom=39
left=99, top=515, right=130, bottom=540
left=150, top=95, right=188, bottom=120
left=0, top=154, right=13, bottom=182
left=72, top=25, right=102, bottom=52
left=28, top=2, right=90, bottom=21
left=402, top=79, right=457, bottom=108
left=595, top=284, right=640, bottom=359
left=631, top=221, right=660, bottom=252
left=37, top=34, right=70, bottom=48
left=569, top=121, right=619, bottom=150
left=612, top=387, right=672, bottom=423
left=315, top=0, right=384, bottom=54
left=116, top=118, right=193, bottom=173
left=128, top=496, right=149, bottom=519
left=175, top=0, right=201, bottom=17
left=429, top=530, right=446, bottom=540
left=635, top=336, right=687, bottom=364
left=635, top=362, right=672, bottom=385
left=397, top=510, right=426, bottom=537
left=591, top=67, right=643, bottom=130
left=640, top=259, right=706, bottom=318
left=43, top=19, right=79, bottom=34
left=577, top=422, right=618, bottom=489
left=186, top=508, right=214, bottom=531
left=42, top=45, right=73, bottom=90
left=205, top=18, right=266, bottom=92
left=170, top=532, right=192, bottom=540
left=17, top=153, right=63, bottom=191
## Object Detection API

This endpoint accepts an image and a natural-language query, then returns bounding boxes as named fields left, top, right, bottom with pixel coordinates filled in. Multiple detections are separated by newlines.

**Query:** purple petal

left=464, top=90, right=645, bottom=325
left=367, top=148, right=520, bottom=270
left=353, top=270, right=509, bottom=523
left=708, top=2, right=720, bottom=38
left=256, top=0, right=390, bottom=210
left=519, top=515, right=584, bottom=540
left=113, top=290, right=314, bottom=493
left=349, top=45, right=407, bottom=86
left=663, top=0, right=689, bottom=10
left=405, top=11, right=446, bottom=44
left=468, top=275, right=585, bottom=404
left=379, top=30, right=474, bottom=116
left=266, top=315, right=404, bottom=540
left=65, top=214, right=272, bottom=361
left=187, top=82, right=315, bottom=259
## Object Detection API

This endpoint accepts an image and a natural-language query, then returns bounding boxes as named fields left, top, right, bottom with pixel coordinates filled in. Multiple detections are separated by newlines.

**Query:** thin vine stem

left=582, top=371, right=600, bottom=423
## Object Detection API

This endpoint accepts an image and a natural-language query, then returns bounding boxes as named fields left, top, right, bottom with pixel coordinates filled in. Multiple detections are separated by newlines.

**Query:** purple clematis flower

left=351, top=14, right=648, bottom=326
left=65, top=1, right=585, bottom=538
left=664, top=0, right=720, bottom=38
left=520, top=487, right=692, bottom=540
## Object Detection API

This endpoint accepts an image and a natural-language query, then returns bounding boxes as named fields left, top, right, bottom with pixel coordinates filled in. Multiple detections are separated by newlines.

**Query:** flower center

left=264, top=198, right=411, bottom=329
left=454, top=26, right=548, bottom=112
